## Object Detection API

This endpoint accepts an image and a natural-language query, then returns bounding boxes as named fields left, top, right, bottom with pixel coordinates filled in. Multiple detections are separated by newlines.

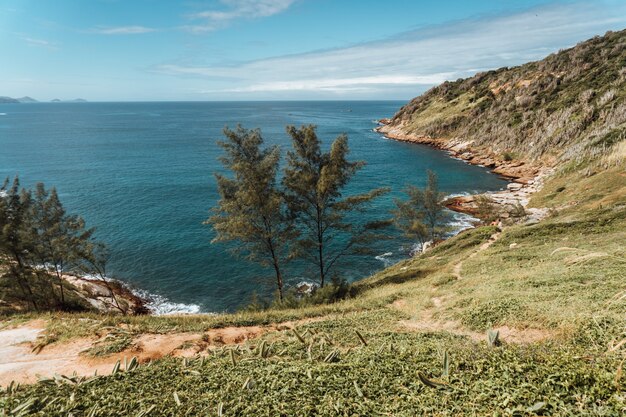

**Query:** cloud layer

left=185, top=0, right=295, bottom=32
left=157, top=1, right=626, bottom=99
left=91, top=26, right=156, bottom=35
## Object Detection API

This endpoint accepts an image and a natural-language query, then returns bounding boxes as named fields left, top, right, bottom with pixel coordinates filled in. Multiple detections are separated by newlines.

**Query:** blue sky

left=1, top=0, right=625, bottom=101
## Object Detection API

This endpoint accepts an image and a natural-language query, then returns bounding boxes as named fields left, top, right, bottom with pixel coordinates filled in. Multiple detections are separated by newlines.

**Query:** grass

left=1, top=167, right=625, bottom=415
left=1, top=310, right=623, bottom=415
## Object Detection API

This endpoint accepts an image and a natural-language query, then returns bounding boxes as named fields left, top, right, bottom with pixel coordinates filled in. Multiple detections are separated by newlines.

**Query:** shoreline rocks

left=375, top=122, right=541, bottom=183
left=62, top=273, right=149, bottom=315
left=375, top=121, right=552, bottom=225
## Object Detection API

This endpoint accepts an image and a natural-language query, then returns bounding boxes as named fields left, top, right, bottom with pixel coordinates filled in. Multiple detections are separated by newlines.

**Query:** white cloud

left=91, top=26, right=156, bottom=35
left=156, top=1, right=626, bottom=98
left=199, top=74, right=457, bottom=93
left=185, top=0, right=295, bottom=32
left=22, top=37, right=58, bottom=49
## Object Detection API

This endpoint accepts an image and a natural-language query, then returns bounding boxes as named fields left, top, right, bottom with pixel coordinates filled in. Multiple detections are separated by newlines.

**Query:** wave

left=375, top=252, right=395, bottom=267
left=448, top=212, right=480, bottom=234
left=293, top=280, right=318, bottom=295
left=131, top=289, right=203, bottom=315
left=0, top=113, right=6, bottom=116
left=445, top=191, right=471, bottom=199
left=67, top=271, right=203, bottom=315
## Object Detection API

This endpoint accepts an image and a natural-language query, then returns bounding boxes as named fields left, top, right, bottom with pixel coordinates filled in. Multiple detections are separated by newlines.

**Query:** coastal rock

left=422, top=240, right=434, bottom=253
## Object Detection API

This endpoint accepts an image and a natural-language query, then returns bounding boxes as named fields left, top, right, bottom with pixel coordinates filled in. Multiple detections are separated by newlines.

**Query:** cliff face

left=379, top=29, right=626, bottom=171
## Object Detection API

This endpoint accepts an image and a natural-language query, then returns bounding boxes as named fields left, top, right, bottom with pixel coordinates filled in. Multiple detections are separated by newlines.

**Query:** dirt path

left=452, top=231, right=501, bottom=280
left=392, top=297, right=552, bottom=344
left=0, top=318, right=323, bottom=387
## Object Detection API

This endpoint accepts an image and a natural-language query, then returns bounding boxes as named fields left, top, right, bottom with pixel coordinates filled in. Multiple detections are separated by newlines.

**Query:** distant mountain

left=16, top=96, right=38, bottom=103
left=0, top=96, right=40, bottom=103
left=0, top=96, right=20, bottom=103
left=1, top=96, right=88, bottom=103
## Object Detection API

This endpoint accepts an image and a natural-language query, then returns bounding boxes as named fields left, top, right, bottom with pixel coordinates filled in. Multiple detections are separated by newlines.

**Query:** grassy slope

left=388, top=29, right=626, bottom=164
left=1, top=167, right=624, bottom=416
left=2, top=30, right=626, bottom=417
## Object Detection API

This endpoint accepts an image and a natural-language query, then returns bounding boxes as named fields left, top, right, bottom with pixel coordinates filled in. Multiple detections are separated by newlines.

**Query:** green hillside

left=1, top=29, right=625, bottom=416
left=384, top=29, right=626, bottom=165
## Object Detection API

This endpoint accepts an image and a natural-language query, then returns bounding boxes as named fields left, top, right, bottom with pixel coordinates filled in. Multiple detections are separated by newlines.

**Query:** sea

left=0, top=101, right=508, bottom=313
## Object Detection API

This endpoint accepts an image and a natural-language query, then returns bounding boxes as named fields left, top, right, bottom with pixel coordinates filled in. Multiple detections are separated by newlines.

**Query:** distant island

left=0, top=96, right=38, bottom=103
left=0, top=96, right=87, bottom=103
left=51, top=98, right=88, bottom=103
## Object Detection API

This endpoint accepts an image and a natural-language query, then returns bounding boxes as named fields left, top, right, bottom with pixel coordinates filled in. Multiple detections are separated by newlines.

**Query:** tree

left=206, top=126, right=294, bottom=300
left=283, top=125, right=390, bottom=287
left=393, top=170, right=450, bottom=252
left=0, top=177, right=39, bottom=310
left=73, top=241, right=128, bottom=314
left=1, top=177, right=119, bottom=312
left=29, top=184, right=102, bottom=309
left=422, top=170, right=450, bottom=241
left=392, top=186, right=430, bottom=250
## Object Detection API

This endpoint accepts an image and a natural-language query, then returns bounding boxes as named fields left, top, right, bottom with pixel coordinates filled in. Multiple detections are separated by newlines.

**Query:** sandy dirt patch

left=0, top=317, right=326, bottom=386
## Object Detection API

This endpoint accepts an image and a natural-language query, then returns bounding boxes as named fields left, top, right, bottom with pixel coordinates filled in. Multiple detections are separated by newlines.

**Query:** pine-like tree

left=392, top=185, right=430, bottom=250
left=0, top=177, right=39, bottom=310
left=207, top=126, right=294, bottom=300
left=393, top=170, right=450, bottom=251
left=30, top=183, right=97, bottom=309
left=1, top=177, right=118, bottom=312
left=422, top=170, right=450, bottom=241
left=283, top=125, right=390, bottom=287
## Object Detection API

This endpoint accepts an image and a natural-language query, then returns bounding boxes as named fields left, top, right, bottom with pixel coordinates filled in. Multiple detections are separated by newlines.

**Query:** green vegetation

left=283, top=125, right=390, bottom=287
left=2, top=167, right=623, bottom=414
left=207, top=126, right=294, bottom=300
left=1, top=28, right=625, bottom=417
left=208, top=124, right=390, bottom=298
left=393, top=170, right=451, bottom=248
left=390, top=29, right=626, bottom=164
left=0, top=178, right=127, bottom=314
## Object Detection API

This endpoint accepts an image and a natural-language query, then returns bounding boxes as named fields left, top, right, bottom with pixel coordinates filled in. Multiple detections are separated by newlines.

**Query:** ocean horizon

left=0, top=101, right=508, bottom=313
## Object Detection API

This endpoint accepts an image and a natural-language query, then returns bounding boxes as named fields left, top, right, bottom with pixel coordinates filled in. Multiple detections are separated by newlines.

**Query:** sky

left=1, top=0, right=625, bottom=101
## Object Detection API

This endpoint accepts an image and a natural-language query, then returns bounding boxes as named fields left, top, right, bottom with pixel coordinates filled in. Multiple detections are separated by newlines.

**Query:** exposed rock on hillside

left=378, top=29, right=626, bottom=173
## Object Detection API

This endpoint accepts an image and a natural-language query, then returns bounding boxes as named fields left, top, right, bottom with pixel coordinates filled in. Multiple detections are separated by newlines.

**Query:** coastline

left=375, top=120, right=552, bottom=224
left=61, top=273, right=202, bottom=316
left=60, top=273, right=149, bottom=315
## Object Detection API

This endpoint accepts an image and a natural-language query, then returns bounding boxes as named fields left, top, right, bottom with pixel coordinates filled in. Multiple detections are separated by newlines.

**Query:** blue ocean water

left=0, top=101, right=507, bottom=313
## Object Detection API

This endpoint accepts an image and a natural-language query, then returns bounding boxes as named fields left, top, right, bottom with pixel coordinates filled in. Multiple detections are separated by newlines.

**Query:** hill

left=378, top=29, right=626, bottom=182
left=16, top=97, right=38, bottom=103
left=0, top=96, right=39, bottom=103
left=0, top=30, right=625, bottom=415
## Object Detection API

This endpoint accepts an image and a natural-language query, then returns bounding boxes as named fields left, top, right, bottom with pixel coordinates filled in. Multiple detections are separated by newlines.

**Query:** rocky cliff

left=378, top=29, right=626, bottom=182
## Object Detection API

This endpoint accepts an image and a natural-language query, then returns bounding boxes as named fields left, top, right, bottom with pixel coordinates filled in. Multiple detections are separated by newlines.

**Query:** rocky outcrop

left=63, top=274, right=149, bottom=315
left=376, top=121, right=540, bottom=183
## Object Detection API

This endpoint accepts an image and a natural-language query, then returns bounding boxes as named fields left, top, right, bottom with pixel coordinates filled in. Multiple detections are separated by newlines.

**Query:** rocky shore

left=375, top=119, right=552, bottom=224
left=62, top=274, right=149, bottom=315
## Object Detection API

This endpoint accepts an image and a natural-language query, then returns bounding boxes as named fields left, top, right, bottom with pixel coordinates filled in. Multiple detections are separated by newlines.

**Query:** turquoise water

left=0, top=101, right=507, bottom=313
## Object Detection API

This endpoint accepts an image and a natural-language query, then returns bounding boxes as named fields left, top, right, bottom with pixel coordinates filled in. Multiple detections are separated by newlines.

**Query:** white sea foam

left=66, top=271, right=203, bottom=315
left=410, top=242, right=427, bottom=256
left=294, top=280, right=318, bottom=295
left=445, top=191, right=471, bottom=199
left=132, top=289, right=202, bottom=315
left=448, top=212, right=480, bottom=234
left=375, top=252, right=394, bottom=267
